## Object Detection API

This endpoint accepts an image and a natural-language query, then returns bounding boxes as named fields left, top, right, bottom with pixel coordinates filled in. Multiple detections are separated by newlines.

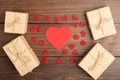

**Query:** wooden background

left=0, top=0, right=120, bottom=80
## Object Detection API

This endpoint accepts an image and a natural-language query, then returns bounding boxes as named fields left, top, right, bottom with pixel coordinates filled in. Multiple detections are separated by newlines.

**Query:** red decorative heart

left=46, top=26, right=72, bottom=50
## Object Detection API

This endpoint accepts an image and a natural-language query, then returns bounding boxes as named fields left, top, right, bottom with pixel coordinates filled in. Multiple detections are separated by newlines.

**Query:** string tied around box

left=7, top=38, right=32, bottom=73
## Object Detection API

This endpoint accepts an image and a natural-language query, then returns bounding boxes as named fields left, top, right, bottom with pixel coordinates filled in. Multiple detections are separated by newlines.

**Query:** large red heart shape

left=46, top=26, right=72, bottom=50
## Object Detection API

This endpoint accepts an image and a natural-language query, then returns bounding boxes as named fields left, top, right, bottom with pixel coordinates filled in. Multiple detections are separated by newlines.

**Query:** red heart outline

left=46, top=26, right=72, bottom=50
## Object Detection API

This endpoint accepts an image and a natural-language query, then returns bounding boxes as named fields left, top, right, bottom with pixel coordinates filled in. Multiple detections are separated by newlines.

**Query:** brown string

left=7, top=17, right=20, bottom=28
left=95, top=18, right=110, bottom=30
left=8, top=38, right=31, bottom=72
left=88, top=51, right=104, bottom=71
left=94, top=9, right=111, bottom=36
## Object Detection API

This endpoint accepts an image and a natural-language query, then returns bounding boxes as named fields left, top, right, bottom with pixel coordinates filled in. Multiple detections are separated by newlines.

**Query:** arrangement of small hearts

left=3, top=6, right=117, bottom=79
left=30, top=15, right=87, bottom=63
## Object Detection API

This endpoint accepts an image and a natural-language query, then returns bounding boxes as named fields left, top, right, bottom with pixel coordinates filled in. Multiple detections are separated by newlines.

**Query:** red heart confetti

left=54, top=16, right=60, bottom=23
left=62, top=15, right=68, bottom=21
left=80, top=31, right=86, bottom=37
left=80, top=40, right=86, bottom=46
left=70, top=58, right=76, bottom=63
left=31, top=15, right=87, bottom=64
left=45, top=15, right=51, bottom=21
left=43, top=49, right=49, bottom=55
left=41, top=57, right=48, bottom=63
left=69, top=43, right=75, bottom=49
left=72, top=22, right=78, bottom=28
left=37, top=26, right=42, bottom=32
left=30, top=27, right=36, bottom=33
left=72, top=49, right=78, bottom=55
left=73, top=34, right=79, bottom=40
left=31, top=37, right=38, bottom=43
left=62, top=49, right=68, bottom=55
left=80, top=21, right=85, bottom=27
left=72, top=15, right=78, bottom=21
left=56, top=57, right=62, bottom=64
left=33, top=16, right=40, bottom=21
left=39, top=40, right=45, bottom=46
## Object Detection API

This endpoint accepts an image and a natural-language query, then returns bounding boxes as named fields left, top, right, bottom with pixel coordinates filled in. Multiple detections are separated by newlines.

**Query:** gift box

left=86, top=6, right=116, bottom=40
left=78, top=43, right=115, bottom=80
left=4, top=11, right=28, bottom=34
left=3, top=35, right=40, bottom=76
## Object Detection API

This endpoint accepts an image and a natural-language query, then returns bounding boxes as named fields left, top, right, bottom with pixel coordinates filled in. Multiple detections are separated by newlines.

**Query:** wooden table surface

left=0, top=0, right=120, bottom=80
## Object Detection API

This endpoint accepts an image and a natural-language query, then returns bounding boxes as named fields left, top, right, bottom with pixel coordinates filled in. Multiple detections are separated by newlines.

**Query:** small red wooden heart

left=46, top=26, right=72, bottom=50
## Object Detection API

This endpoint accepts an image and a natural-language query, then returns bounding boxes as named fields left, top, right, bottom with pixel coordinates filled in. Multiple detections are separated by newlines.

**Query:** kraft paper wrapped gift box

left=86, top=6, right=116, bottom=40
left=3, top=35, right=40, bottom=76
left=4, top=11, right=28, bottom=34
left=78, top=43, right=115, bottom=80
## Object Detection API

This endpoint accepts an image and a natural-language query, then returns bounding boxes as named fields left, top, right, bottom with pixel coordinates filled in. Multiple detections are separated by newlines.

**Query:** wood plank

left=0, top=0, right=120, bottom=23
left=0, top=23, right=120, bottom=56
left=0, top=56, right=120, bottom=80
left=0, top=0, right=120, bottom=80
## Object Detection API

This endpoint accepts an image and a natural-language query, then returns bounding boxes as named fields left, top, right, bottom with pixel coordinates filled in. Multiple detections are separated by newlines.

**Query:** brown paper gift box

left=4, top=11, right=28, bottom=34
left=3, top=35, right=40, bottom=76
left=86, top=6, right=116, bottom=40
left=78, top=43, right=115, bottom=80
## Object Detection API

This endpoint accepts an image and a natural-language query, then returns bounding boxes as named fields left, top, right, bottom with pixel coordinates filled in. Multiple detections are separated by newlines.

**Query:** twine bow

left=94, top=9, right=111, bottom=36
left=88, top=51, right=104, bottom=71
left=95, top=18, right=110, bottom=30
left=8, top=39, right=31, bottom=72
left=7, top=17, right=20, bottom=28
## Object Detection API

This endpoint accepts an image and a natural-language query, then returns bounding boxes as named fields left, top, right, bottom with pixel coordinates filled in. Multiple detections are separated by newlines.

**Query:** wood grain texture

left=0, top=0, right=120, bottom=80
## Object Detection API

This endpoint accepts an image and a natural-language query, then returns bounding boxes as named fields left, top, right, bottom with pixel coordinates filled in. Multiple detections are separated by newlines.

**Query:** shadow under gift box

left=3, top=35, right=40, bottom=76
